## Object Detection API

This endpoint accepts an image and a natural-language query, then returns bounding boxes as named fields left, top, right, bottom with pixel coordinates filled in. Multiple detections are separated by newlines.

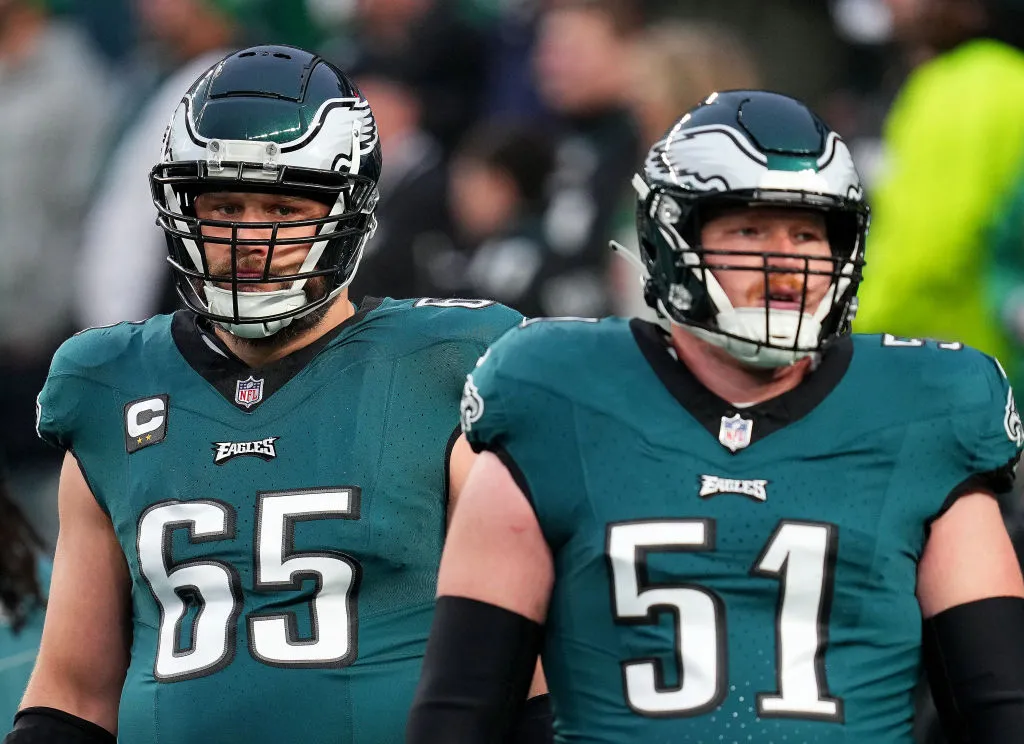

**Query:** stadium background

left=2, top=1, right=1023, bottom=740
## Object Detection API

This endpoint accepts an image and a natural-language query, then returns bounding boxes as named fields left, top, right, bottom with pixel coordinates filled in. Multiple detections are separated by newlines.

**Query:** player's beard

left=195, top=273, right=340, bottom=349
left=227, top=274, right=339, bottom=350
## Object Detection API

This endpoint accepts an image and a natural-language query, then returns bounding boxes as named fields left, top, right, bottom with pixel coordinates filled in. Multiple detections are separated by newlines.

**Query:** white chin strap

left=681, top=260, right=852, bottom=368
left=206, top=284, right=315, bottom=338
left=686, top=308, right=823, bottom=368
left=202, top=226, right=372, bottom=339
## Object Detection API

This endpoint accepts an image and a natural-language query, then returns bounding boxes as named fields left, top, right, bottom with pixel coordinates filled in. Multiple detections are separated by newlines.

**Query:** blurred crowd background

left=5, top=0, right=1024, bottom=737
left=10, top=0, right=1024, bottom=538
left=6, top=0, right=1024, bottom=530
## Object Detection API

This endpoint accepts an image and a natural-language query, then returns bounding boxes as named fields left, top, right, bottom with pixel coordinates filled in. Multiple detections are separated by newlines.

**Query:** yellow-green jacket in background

left=855, top=39, right=1024, bottom=379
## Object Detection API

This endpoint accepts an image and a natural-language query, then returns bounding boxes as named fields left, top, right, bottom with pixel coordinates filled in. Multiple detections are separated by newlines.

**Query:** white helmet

left=633, top=90, right=869, bottom=367
left=151, top=45, right=381, bottom=338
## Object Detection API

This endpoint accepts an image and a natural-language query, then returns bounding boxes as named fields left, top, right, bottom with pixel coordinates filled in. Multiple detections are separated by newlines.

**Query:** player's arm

left=446, top=433, right=476, bottom=519
left=411, top=450, right=554, bottom=744
left=4, top=453, right=130, bottom=744
left=445, top=439, right=553, bottom=740
left=917, top=490, right=1024, bottom=743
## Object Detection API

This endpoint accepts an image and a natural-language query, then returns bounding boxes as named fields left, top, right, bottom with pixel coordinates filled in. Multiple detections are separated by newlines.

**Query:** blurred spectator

left=478, top=0, right=550, bottom=122
left=347, top=54, right=454, bottom=301
left=854, top=0, right=1024, bottom=374
left=62, top=0, right=137, bottom=65
left=322, top=0, right=489, bottom=153
left=818, top=0, right=907, bottom=190
left=649, top=0, right=846, bottom=113
left=880, top=0, right=939, bottom=65
left=0, top=0, right=114, bottom=473
left=532, top=0, right=643, bottom=317
left=610, top=20, right=761, bottom=316
left=72, top=0, right=241, bottom=329
left=628, top=20, right=761, bottom=148
left=987, top=135, right=1024, bottom=397
left=442, top=120, right=556, bottom=316
left=0, top=459, right=49, bottom=727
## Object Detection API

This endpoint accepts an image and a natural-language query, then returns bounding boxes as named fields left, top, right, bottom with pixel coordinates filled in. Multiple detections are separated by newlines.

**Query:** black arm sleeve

left=923, top=596, right=1024, bottom=743
left=3, top=708, right=116, bottom=744
left=406, top=596, right=545, bottom=744
left=511, top=694, right=553, bottom=744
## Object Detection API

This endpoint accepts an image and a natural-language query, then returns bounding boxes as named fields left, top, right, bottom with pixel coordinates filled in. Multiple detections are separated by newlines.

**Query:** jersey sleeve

left=447, top=301, right=523, bottom=375
left=952, top=352, right=1023, bottom=498
left=35, top=338, right=85, bottom=451
left=409, top=299, right=523, bottom=407
left=459, top=320, right=589, bottom=549
left=459, top=320, right=535, bottom=455
left=34, top=330, right=126, bottom=516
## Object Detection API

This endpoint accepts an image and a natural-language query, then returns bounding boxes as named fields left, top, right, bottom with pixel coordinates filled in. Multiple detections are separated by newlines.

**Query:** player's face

left=194, top=192, right=331, bottom=293
left=700, top=207, right=834, bottom=312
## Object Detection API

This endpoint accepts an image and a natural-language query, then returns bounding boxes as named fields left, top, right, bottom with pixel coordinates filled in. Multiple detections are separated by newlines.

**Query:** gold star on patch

left=146, top=434, right=152, bottom=441
left=137, top=437, right=143, bottom=445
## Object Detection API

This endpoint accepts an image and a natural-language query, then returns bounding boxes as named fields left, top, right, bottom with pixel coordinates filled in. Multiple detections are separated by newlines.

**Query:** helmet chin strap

left=206, top=284, right=311, bottom=338
left=682, top=269, right=833, bottom=369
left=203, top=228, right=373, bottom=340
left=686, top=309, right=822, bottom=368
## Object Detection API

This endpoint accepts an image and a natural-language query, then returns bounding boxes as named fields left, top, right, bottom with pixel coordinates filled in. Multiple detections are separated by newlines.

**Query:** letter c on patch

left=127, top=398, right=166, bottom=438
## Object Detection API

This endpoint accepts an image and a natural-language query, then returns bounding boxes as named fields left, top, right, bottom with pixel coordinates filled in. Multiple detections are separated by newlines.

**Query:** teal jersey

left=462, top=317, right=1022, bottom=744
left=0, top=558, right=50, bottom=727
left=36, top=297, right=521, bottom=744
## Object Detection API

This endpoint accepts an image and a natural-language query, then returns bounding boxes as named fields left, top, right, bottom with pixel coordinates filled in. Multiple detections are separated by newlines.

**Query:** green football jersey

left=36, top=296, right=520, bottom=744
left=462, top=317, right=1023, bottom=744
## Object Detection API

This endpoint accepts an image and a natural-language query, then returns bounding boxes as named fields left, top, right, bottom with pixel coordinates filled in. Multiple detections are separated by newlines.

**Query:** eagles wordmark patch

left=699, top=475, right=769, bottom=502
left=212, top=437, right=279, bottom=465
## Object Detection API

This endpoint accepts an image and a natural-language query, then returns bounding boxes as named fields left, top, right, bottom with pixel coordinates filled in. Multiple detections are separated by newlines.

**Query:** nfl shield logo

left=234, top=376, right=265, bottom=409
left=718, top=413, right=753, bottom=452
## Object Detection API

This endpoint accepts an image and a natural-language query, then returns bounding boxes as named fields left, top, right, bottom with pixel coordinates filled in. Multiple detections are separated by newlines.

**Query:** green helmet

left=151, top=45, right=382, bottom=338
left=634, top=90, right=869, bottom=367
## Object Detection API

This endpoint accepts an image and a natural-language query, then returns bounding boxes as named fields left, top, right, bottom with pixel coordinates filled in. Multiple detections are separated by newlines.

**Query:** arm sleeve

left=35, top=345, right=82, bottom=452
left=951, top=354, right=1023, bottom=498
left=459, top=322, right=586, bottom=550
left=927, top=350, right=1024, bottom=528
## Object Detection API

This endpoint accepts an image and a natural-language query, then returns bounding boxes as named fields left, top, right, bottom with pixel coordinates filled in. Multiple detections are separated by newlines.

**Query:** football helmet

left=633, top=90, right=869, bottom=368
left=151, top=45, right=381, bottom=338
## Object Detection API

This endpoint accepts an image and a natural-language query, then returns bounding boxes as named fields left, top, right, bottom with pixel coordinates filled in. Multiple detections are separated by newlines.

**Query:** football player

left=407, top=91, right=1024, bottom=743
left=4, top=46, right=551, bottom=744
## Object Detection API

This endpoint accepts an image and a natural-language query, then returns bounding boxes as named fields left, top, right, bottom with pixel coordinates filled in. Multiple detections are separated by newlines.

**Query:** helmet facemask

left=150, top=46, right=383, bottom=339
left=638, top=179, right=867, bottom=368
left=153, top=156, right=379, bottom=339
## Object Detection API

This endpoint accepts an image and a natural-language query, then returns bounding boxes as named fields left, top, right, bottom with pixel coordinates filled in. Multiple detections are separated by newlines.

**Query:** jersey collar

left=171, top=296, right=384, bottom=412
left=630, top=318, right=853, bottom=451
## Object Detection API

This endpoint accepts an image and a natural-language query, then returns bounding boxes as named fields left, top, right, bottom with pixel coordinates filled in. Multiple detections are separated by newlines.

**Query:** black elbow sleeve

left=511, top=693, right=554, bottom=744
left=3, top=708, right=115, bottom=744
left=407, top=596, right=545, bottom=744
left=923, top=596, right=1024, bottom=744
